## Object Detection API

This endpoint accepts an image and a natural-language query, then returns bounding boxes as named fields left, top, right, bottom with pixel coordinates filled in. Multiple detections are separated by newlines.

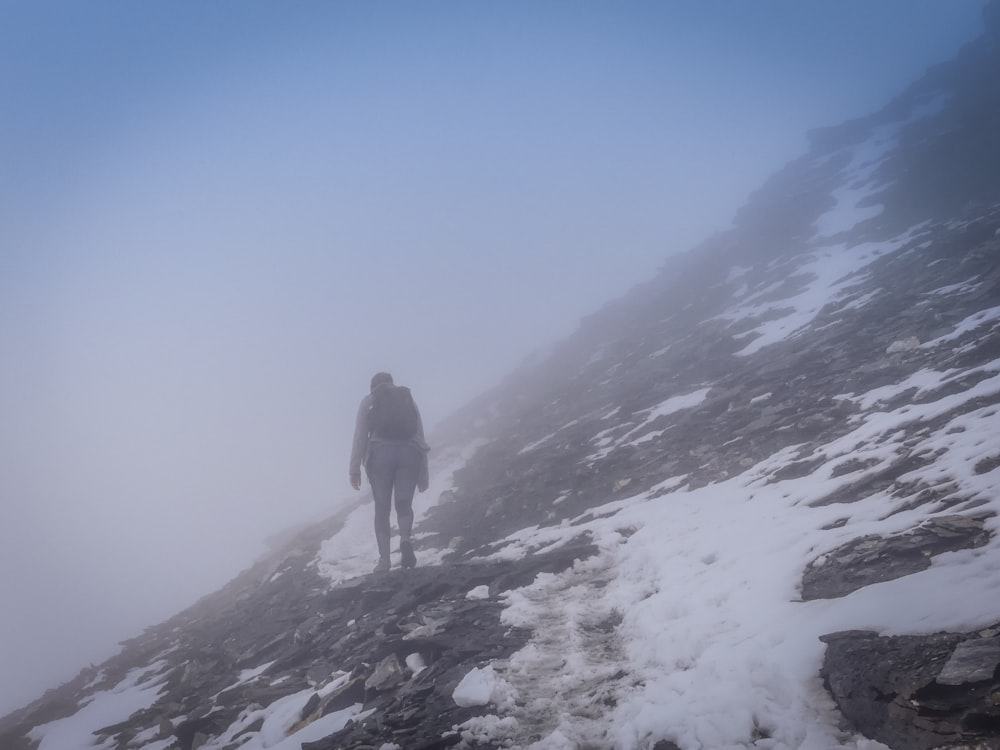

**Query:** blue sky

left=0, top=0, right=987, bottom=716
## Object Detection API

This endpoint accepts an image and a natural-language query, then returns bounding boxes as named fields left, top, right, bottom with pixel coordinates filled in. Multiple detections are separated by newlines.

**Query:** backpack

left=369, top=383, right=419, bottom=440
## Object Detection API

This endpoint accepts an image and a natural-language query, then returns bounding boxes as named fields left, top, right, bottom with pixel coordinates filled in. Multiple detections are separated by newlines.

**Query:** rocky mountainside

left=5, top=5, right=1000, bottom=750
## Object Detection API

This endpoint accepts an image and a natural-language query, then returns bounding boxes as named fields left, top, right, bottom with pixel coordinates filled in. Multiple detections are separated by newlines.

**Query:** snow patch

left=588, top=388, right=710, bottom=461
left=466, top=585, right=491, bottom=600
left=921, top=305, right=1000, bottom=348
left=452, top=665, right=514, bottom=709
left=814, top=94, right=948, bottom=238
left=715, top=226, right=927, bottom=356
left=28, top=664, right=167, bottom=750
left=455, top=714, right=520, bottom=747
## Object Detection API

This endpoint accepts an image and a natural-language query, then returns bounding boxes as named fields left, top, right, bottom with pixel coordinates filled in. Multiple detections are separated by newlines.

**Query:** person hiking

left=349, top=372, right=430, bottom=573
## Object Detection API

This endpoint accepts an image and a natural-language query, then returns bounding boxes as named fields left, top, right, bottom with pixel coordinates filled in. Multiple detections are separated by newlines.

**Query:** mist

left=0, top=0, right=986, bottom=717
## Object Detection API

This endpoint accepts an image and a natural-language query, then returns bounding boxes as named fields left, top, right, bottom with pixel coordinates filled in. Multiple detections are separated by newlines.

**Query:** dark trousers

left=366, top=440, right=421, bottom=559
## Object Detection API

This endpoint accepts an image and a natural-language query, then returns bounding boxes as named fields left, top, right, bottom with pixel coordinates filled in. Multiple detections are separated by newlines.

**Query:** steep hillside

left=5, top=6, right=1000, bottom=750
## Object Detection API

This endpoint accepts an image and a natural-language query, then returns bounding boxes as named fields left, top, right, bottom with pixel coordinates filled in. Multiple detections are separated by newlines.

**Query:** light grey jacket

left=349, top=391, right=430, bottom=485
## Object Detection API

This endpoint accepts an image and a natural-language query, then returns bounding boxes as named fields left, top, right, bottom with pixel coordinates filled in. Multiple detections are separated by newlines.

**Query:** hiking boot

left=400, top=539, right=416, bottom=569
left=373, top=557, right=390, bottom=574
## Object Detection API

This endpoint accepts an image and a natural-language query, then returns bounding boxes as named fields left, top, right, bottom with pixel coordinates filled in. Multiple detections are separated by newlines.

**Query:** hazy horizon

left=0, top=0, right=988, bottom=717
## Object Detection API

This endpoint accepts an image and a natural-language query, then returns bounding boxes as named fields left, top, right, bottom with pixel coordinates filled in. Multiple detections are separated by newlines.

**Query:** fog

left=0, top=0, right=986, bottom=717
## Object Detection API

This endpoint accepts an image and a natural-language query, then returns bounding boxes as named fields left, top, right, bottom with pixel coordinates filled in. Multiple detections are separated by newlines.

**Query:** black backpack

left=369, top=383, right=419, bottom=440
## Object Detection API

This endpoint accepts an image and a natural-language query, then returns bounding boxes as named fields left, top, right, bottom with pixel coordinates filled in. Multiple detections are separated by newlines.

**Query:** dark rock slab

left=938, top=638, right=1000, bottom=686
left=821, top=625, right=1000, bottom=749
left=801, top=514, right=992, bottom=600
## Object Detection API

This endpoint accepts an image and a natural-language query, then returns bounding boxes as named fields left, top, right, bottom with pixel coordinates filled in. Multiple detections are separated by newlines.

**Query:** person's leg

left=366, top=443, right=397, bottom=567
left=392, top=443, right=422, bottom=567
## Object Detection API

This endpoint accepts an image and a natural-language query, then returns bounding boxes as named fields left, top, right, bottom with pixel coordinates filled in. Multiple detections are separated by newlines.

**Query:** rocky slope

left=4, top=5, right=1000, bottom=750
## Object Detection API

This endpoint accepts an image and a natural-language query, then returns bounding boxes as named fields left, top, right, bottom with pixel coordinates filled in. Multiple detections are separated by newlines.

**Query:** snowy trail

left=496, top=549, right=631, bottom=749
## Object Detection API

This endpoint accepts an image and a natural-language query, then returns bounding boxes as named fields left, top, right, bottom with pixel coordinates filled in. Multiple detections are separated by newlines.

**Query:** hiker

left=349, top=372, right=430, bottom=573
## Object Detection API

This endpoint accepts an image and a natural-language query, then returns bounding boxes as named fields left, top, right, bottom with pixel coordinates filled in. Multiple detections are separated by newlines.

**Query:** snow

left=211, top=659, right=277, bottom=700
left=195, top=674, right=366, bottom=750
left=813, top=94, right=948, bottom=238
left=28, top=663, right=167, bottom=750
left=518, top=421, right=579, bottom=455
left=837, top=366, right=955, bottom=410
left=83, top=669, right=107, bottom=691
left=233, top=703, right=367, bottom=750
left=588, top=388, right=711, bottom=460
left=725, top=265, right=753, bottom=284
left=131, top=725, right=163, bottom=745
left=921, top=305, right=1000, bottom=348
left=518, top=431, right=559, bottom=454
left=452, top=664, right=517, bottom=715
left=466, top=584, right=491, bottom=600
left=716, top=237, right=911, bottom=356
left=453, top=665, right=504, bottom=708
left=456, top=714, right=520, bottom=746
left=830, top=287, right=880, bottom=314
left=237, top=660, right=275, bottom=683
left=813, top=128, right=894, bottom=238
left=644, top=389, right=712, bottom=421
left=405, top=652, right=427, bottom=675
left=712, top=218, right=937, bottom=357
left=445, top=355, right=1000, bottom=749
left=928, top=276, right=982, bottom=296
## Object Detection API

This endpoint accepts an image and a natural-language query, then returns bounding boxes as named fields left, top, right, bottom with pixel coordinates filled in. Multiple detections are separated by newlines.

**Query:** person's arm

left=349, top=395, right=371, bottom=489
left=414, top=402, right=430, bottom=492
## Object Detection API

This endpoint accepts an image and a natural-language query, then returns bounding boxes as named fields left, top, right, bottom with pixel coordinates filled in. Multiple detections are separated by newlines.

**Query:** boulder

left=802, top=515, right=992, bottom=600
left=821, top=626, right=1000, bottom=749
